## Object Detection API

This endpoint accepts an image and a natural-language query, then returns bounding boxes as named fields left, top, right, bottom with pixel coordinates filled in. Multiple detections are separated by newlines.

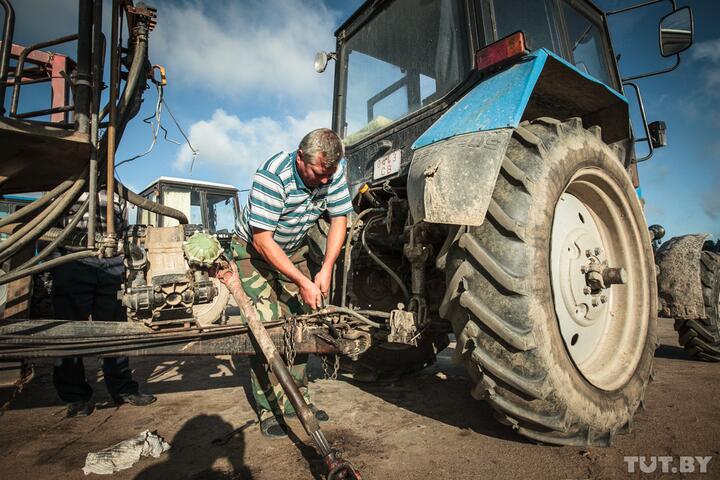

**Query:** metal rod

left=0, top=0, right=15, bottom=115
left=88, top=0, right=103, bottom=249
left=605, top=0, right=675, bottom=15
left=214, top=259, right=361, bottom=479
left=12, top=104, right=73, bottom=119
left=75, top=0, right=93, bottom=133
left=106, top=0, right=119, bottom=238
left=623, top=82, right=654, bottom=162
left=621, top=54, right=680, bottom=82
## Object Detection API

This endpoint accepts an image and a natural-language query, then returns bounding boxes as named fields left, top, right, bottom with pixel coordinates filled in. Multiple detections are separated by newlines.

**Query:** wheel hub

left=551, top=193, right=628, bottom=369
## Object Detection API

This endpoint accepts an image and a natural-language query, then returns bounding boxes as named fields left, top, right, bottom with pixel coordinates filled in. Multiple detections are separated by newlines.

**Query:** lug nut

left=592, top=298, right=599, bottom=307
left=580, top=265, right=588, bottom=274
left=583, top=287, right=591, bottom=295
left=585, top=249, right=592, bottom=258
left=600, top=295, right=608, bottom=304
left=594, top=247, right=602, bottom=256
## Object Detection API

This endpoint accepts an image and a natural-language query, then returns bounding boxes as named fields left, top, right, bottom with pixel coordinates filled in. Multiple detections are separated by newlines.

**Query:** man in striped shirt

left=232, top=128, right=353, bottom=438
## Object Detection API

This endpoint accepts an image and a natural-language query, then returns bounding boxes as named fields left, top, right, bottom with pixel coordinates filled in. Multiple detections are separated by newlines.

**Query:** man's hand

left=299, top=277, right=324, bottom=310
left=314, top=267, right=332, bottom=298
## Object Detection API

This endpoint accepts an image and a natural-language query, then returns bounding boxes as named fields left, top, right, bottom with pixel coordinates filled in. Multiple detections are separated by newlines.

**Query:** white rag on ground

left=82, top=430, right=171, bottom=475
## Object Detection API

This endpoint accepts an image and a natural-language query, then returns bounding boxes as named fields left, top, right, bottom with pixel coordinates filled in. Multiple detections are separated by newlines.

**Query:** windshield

left=162, top=187, right=203, bottom=227
left=341, top=0, right=470, bottom=146
left=207, top=192, right=237, bottom=233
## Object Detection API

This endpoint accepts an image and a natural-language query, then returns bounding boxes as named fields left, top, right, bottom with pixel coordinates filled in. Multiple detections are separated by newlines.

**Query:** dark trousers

left=51, top=257, right=138, bottom=403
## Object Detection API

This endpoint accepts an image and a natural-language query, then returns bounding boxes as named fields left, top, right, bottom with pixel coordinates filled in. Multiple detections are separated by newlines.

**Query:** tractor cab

left=324, top=0, right=692, bottom=194
left=135, top=177, right=240, bottom=245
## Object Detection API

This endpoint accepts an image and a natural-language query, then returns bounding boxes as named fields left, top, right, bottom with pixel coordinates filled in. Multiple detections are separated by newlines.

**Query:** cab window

left=493, top=0, right=562, bottom=52
left=562, top=3, right=613, bottom=86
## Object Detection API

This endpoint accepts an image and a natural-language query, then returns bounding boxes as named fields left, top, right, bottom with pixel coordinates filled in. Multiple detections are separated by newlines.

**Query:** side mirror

left=648, top=121, right=667, bottom=148
left=314, top=51, right=336, bottom=73
left=659, top=7, right=693, bottom=57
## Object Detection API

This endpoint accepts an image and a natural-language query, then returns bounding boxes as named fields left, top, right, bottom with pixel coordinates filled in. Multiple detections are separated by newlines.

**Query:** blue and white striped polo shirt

left=235, top=150, right=354, bottom=252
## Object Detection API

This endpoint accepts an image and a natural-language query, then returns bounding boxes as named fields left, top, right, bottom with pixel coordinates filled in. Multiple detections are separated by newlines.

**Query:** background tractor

left=309, top=0, right=706, bottom=446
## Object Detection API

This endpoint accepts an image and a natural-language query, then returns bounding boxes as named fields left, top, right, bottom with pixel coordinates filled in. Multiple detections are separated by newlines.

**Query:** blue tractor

left=312, top=0, right=699, bottom=446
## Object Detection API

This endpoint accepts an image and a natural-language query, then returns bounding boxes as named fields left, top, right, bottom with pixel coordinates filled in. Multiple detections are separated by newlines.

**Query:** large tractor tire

left=674, top=249, right=720, bottom=361
left=440, top=117, right=657, bottom=446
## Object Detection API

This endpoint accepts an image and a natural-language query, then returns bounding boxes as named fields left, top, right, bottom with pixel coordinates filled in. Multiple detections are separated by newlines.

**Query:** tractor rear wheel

left=441, top=117, right=657, bottom=446
left=674, top=249, right=720, bottom=361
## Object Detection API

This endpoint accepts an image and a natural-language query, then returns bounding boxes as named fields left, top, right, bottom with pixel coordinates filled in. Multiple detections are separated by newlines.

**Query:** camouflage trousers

left=231, top=237, right=311, bottom=421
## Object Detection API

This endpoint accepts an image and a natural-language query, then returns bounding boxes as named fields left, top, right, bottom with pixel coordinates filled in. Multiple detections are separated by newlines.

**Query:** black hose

left=0, top=170, right=87, bottom=263
left=340, top=208, right=385, bottom=307
left=0, top=250, right=96, bottom=286
left=361, top=216, right=410, bottom=303
left=0, top=178, right=75, bottom=229
left=115, top=181, right=189, bottom=224
left=18, top=197, right=90, bottom=270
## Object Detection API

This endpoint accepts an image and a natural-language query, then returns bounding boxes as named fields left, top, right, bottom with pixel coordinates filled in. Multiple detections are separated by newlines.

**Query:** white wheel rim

left=550, top=169, right=650, bottom=391
left=551, top=193, right=610, bottom=364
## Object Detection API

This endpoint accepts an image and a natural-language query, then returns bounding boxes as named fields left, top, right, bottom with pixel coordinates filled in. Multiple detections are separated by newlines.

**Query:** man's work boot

left=114, top=392, right=157, bottom=406
left=285, top=404, right=330, bottom=422
left=66, top=401, right=94, bottom=418
left=260, top=416, right=288, bottom=439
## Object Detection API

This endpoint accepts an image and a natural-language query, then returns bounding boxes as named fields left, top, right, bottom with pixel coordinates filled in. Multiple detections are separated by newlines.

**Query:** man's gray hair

left=298, top=128, right=344, bottom=168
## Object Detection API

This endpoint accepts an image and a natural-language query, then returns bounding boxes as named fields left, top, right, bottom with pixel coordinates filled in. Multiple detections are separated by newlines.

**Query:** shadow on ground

left=322, top=346, right=524, bottom=444
left=134, top=414, right=254, bottom=480
left=8, top=355, right=252, bottom=410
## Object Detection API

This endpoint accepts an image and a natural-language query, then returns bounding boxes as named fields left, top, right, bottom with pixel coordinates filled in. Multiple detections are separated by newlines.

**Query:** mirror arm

left=623, top=82, right=654, bottom=163
left=606, top=0, right=676, bottom=16
left=621, top=53, right=679, bottom=82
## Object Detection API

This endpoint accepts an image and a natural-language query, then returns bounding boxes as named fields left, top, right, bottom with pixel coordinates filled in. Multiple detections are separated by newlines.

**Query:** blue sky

left=8, top=0, right=719, bottom=239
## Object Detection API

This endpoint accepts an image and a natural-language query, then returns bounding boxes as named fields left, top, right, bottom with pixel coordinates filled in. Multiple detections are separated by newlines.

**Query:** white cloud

left=151, top=0, right=338, bottom=106
left=690, top=38, right=720, bottom=93
left=173, top=109, right=331, bottom=187
left=691, top=38, right=720, bottom=64
left=702, top=190, right=720, bottom=221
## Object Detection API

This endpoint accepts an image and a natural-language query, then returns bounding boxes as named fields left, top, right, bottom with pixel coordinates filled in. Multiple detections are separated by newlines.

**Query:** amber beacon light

left=475, top=31, right=529, bottom=72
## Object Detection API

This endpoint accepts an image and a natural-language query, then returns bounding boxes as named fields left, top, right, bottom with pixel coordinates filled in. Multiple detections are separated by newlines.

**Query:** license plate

left=373, top=150, right=402, bottom=180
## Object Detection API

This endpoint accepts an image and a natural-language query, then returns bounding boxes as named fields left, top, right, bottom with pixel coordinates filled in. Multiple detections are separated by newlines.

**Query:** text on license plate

left=373, top=150, right=402, bottom=180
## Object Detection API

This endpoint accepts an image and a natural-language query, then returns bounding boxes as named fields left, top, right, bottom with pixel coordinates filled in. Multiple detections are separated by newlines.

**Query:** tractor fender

left=655, top=233, right=710, bottom=320
left=407, top=48, right=629, bottom=226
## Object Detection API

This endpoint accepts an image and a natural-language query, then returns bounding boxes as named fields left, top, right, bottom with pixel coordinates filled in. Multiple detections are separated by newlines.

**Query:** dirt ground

left=0, top=319, right=718, bottom=480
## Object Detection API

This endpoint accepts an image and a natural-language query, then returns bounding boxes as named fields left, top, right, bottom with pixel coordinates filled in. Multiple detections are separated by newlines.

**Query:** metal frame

left=606, top=0, right=686, bottom=82
left=9, top=35, right=78, bottom=122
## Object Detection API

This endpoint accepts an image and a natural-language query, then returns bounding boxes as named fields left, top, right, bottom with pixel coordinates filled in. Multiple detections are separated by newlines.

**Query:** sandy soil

left=0, top=319, right=718, bottom=479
